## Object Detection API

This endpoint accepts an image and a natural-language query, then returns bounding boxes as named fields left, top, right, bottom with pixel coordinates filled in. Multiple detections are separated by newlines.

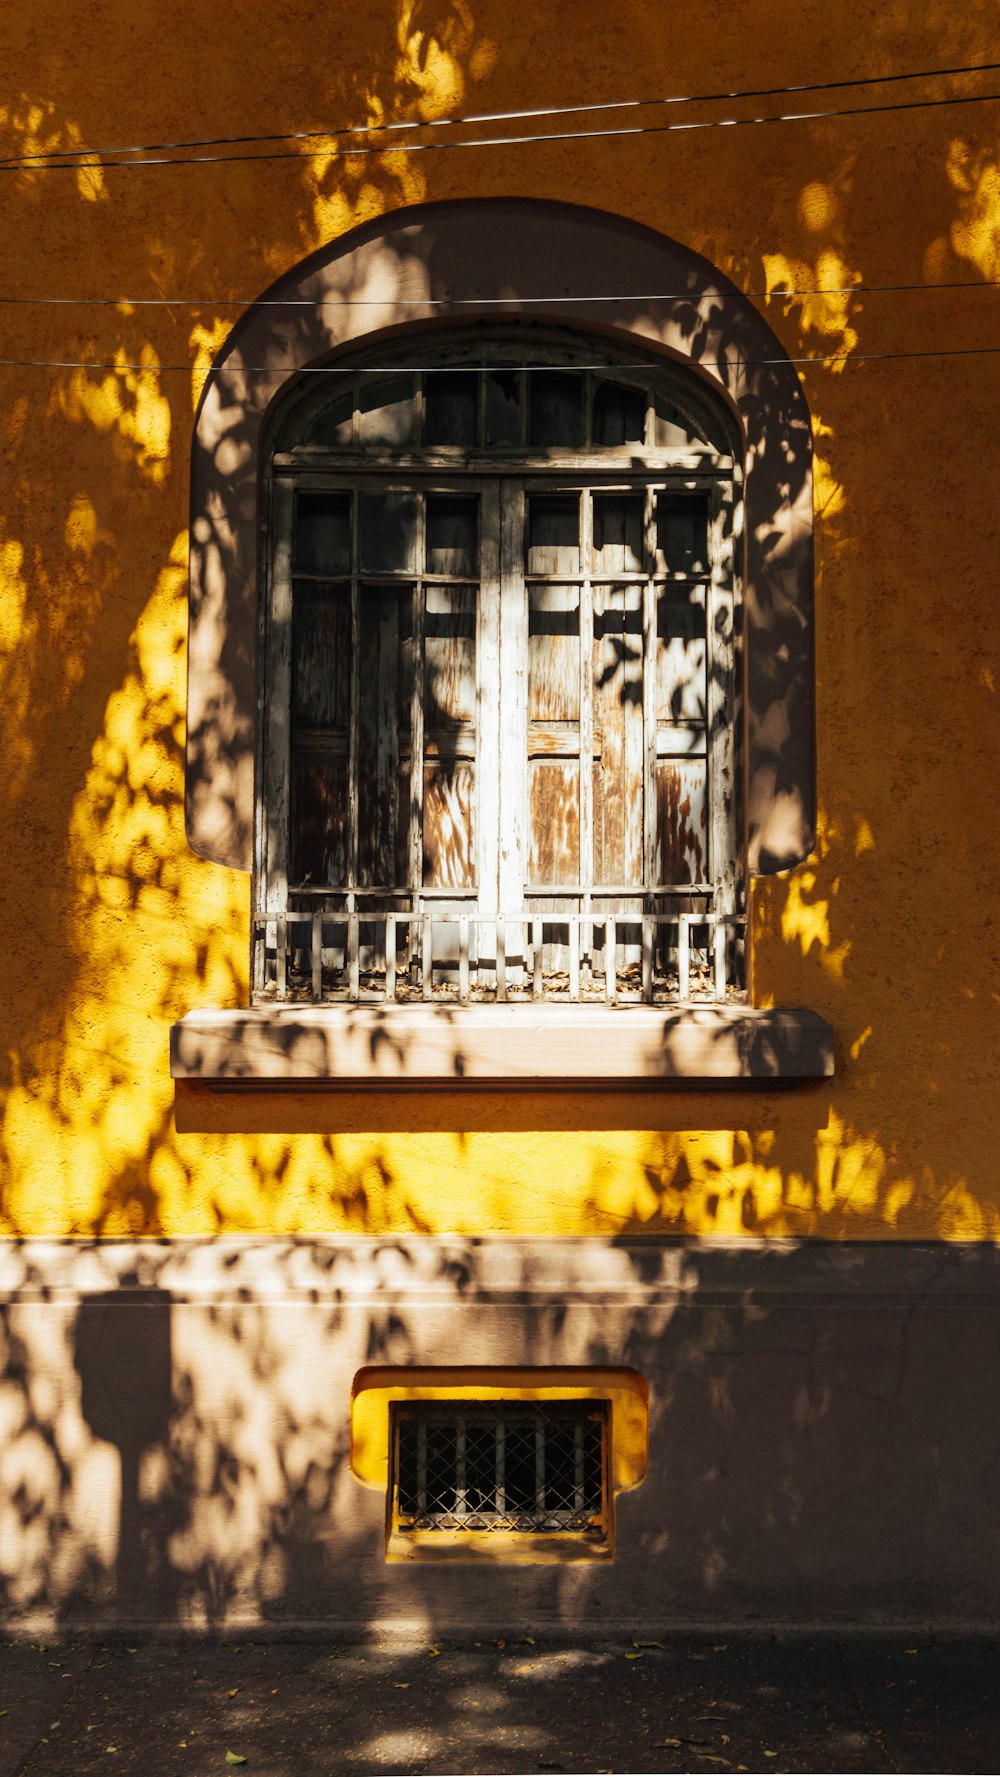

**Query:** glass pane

left=426, top=495, right=477, bottom=577
left=293, top=581, right=350, bottom=727
left=593, top=494, right=644, bottom=573
left=360, top=492, right=419, bottom=573
left=529, top=760, right=580, bottom=886
left=529, top=371, right=584, bottom=448
left=295, top=492, right=350, bottom=575
left=292, top=750, right=348, bottom=886
left=358, top=586, right=413, bottom=886
left=358, top=374, right=417, bottom=446
left=423, top=762, right=475, bottom=888
left=529, top=585, right=579, bottom=721
left=657, top=585, right=706, bottom=724
left=485, top=370, right=520, bottom=446
left=424, top=372, right=478, bottom=446
left=655, top=756, right=708, bottom=884
left=656, top=493, right=710, bottom=575
left=527, top=495, right=579, bottom=575
left=302, top=390, right=353, bottom=448
left=593, top=380, right=645, bottom=446
left=425, top=585, right=476, bottom=728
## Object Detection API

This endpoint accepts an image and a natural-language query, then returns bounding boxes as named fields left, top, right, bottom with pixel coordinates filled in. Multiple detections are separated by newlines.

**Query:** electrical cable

left=0, top=346, right=997, bottom=373
left=2, top=54, right=998, bottom=169
left=0, top=279, right=997, bottom=309
left=3, top=82, right=1000, bottom=173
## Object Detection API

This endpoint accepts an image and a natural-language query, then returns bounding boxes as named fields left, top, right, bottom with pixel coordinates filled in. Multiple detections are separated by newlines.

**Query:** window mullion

left=263, top=476, right=295, bottom=918
left=347, top=487, right=359, bottom=908
left=642, top=484, right=658, bottom=899
left=708, top=478, right=738, bottom=919
left=498, top=479, right=527, bottom=926
left=477, top=481, right=502, bottom=923
left=409, top=496, right=426, bottom=906
left=579, top=489, right=594, bottom=953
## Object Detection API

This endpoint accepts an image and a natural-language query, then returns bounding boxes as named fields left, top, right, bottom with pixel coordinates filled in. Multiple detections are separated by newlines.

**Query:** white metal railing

left=253, top=905, right=746, bottom=1005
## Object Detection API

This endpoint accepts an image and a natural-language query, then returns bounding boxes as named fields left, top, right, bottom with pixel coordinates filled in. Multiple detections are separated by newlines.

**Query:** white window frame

left=254, top=330, right=743, bottom=1006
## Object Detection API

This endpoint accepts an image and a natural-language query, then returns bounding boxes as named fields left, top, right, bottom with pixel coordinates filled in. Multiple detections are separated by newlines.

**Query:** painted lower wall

left=3, top=1238, right=997, bottom=1634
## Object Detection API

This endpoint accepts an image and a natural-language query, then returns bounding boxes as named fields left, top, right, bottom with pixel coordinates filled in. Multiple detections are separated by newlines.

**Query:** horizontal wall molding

left=170, top=1004, right=834, bottom=1087
left=0, top=1237, right=995, bottom=1306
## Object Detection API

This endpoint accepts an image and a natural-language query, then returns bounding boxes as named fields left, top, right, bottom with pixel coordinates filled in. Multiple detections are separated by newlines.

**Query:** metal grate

left=254, top=905, right=746, bottom=1005
left=391, top=1400, right=609, bottom=1535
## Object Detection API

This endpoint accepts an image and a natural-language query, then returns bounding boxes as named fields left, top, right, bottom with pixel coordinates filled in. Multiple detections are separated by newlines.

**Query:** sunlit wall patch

left=350, top=1367, right=648, bottom=1562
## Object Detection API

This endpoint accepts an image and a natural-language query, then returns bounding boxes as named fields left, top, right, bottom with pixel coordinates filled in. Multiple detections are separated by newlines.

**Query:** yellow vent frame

left=351, top=1367, right=648, bottom=1564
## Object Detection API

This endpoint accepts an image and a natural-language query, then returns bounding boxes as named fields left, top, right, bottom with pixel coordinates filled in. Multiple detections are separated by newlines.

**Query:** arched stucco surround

left=188, top=198, right=814, bottom=876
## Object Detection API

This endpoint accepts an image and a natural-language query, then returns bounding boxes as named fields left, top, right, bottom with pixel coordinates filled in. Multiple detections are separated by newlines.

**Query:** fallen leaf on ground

left=393, top=1683, right=410, bottom=1690
left=225, top=1755, right=247, bottom=1768
left=633, top=1638, right=666, bottom=1649
left=904, top=1648, right=918, bottom=1655
left=713, top=1644, right=728, bottom=1652
left=518, top=1636, right=537, bottom=1645
left=228, top=1688, right=239, bottom=1698
left=625, top=1651, right=643, bottom=1660
left=427, top=1647, right=441, bottom=1658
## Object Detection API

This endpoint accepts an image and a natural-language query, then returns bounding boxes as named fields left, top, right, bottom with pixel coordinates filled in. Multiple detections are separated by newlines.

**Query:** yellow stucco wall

left=1, top=1, right=998, bottom=1242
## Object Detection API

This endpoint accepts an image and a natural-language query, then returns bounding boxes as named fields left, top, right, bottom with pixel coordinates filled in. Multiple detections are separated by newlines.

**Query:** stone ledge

left=170, top=1003, right=834, bottom=1088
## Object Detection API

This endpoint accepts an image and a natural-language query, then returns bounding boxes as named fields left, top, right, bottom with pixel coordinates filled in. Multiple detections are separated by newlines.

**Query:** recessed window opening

left=256, top=330, right=745, bottom=1009
left=391, top=1400, right=609, bottom=1539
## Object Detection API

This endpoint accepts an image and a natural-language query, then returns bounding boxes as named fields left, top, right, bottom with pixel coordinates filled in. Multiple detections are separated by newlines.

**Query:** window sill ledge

left=170, top=1004, right=834, bottom=1089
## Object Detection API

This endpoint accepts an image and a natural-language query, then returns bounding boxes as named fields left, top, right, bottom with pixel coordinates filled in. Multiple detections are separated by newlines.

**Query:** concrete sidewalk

left=0, top=1636, right=997, bottom=1776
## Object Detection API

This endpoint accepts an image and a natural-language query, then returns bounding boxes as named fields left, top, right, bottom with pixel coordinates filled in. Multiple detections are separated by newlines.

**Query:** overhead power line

left=0, top=279, right=998, bottom=309
left=2, top=68, right=1000, bottom=173
left=1, top=55, right=997, bottom=170
left=0, top=346, right=998, bottom=372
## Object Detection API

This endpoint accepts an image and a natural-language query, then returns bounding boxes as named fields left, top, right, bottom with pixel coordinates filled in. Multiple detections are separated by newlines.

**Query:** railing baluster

left=496, top=916, right=506, bottom=1003
left=678, top=914, right=690, bottom=1000
left=714, top=916, right=728, bottom=1000
left=459, top=916, right=470, bottom=1003
left=312, top=911, right=323, bottom=1000
left=642, top=915, right=654, bottom=1003
left=532, top=918, right=543, bottom=1000
left=385, top=913, right=396, bottom=1003
left=276, top=915, right=287, bottom=998
left=605, top=916, right=617, bottom=1003
left=348, top=914, right=360, bottom=999
left=422, top=915, right=433, bottom=1001
left=569, top=917, right=580, bottom=1001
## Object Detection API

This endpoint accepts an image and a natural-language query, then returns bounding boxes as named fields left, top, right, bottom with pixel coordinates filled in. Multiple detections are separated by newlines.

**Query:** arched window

left=254, top=328, right=744, bottom=1005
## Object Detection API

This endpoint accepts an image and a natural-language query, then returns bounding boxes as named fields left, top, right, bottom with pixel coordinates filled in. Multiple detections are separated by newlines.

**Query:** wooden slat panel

left=423, top=762, right=475, bottom=888
left=425, top=585, right=476, bottom=727
left=657, top=584, right=707, bottom=724
left=593, top=380, right=645, bottom=447
left=485, top=371, right=520, bottom=447
left=358, top=374, right=417, bottom=447
left=593, top=582, right=644, bottom=886
left=529, top=371, right=584, bottom=448
left=293, top=581, right=350, bottom=727
left=424, top=373, right=478, bottom=447
left=359, top=492, right=419, bottom=573
left=593, top=494, right=643, bottom=574
left=291, top=751, right=349, bottom=885
left=425, top=495, right=477, bottom=577
left=528, top=585, right=580, bottom=721
left=656, top=492, right=710, bottom=575
left=294, top=492, right=351, bottom=575
left=655, top=756, right=708, bottom=885
left=498, top=481, right=527, bottom=920
left=358, top=586, right=413, bottom=886
left=529, top=760, right=580, bottom=886
left=527, top=495, right=580, bottom=576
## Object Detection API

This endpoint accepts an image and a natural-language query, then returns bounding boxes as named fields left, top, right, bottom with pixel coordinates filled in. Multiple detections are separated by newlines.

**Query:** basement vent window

left=389, top=1399, right=611, bottom=1559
